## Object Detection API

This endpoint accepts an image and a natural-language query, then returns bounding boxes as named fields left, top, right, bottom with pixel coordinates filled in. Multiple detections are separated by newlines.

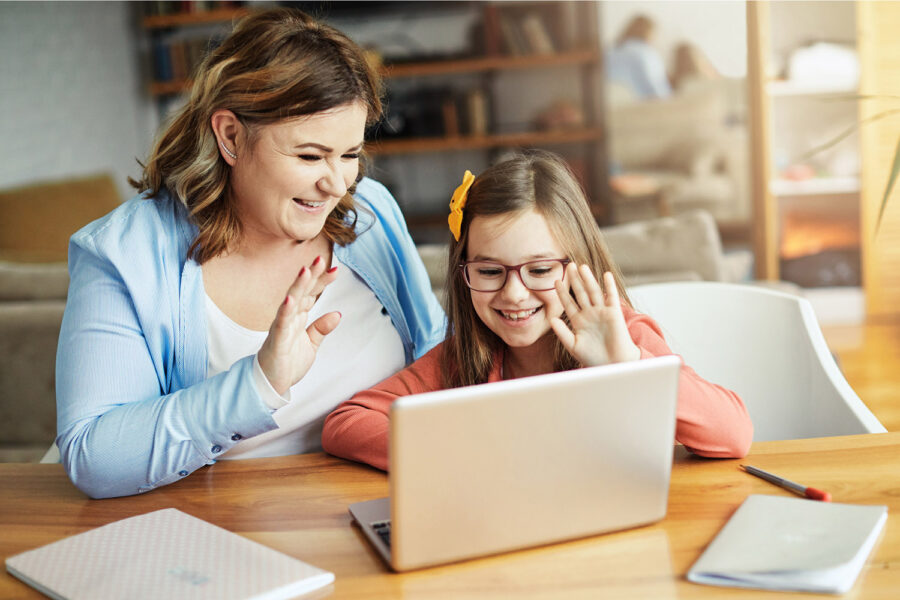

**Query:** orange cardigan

left=322, top=304, right=753, bottom=471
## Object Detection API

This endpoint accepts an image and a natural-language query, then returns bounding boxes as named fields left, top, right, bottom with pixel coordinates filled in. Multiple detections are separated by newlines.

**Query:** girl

left=322, top=151, right=752, bottom=470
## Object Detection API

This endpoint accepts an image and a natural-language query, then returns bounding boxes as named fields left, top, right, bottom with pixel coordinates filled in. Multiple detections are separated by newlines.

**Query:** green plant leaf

left=876, top=137, right=900, bottom=233
left=793, top=108, right=900, bottom=165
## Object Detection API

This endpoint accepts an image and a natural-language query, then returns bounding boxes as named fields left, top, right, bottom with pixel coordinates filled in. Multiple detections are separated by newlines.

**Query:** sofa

left=605, top=78, right=751, bottom=226
left=0, top=262, right=68, bottom=461
left=0, top=174, right=121, bottom=462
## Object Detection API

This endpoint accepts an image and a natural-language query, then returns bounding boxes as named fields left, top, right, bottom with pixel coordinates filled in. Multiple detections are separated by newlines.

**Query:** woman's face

left=230, top=101, right=367, bottom=245
left=465, top=208, right=568, bottom=349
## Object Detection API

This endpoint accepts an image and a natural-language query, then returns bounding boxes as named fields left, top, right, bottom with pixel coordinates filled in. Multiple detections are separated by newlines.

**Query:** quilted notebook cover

left=5, top=508, right=333, bottom=600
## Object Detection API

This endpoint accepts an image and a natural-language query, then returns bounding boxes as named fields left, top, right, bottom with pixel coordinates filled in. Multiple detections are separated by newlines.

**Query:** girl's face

left=465, top=208, right=568, bottom=349
left=229, top=101, right=367, bottom=245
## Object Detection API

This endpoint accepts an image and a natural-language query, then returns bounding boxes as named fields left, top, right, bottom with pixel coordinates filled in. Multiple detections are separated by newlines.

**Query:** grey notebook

left=688, top=494, right=887, bottom=594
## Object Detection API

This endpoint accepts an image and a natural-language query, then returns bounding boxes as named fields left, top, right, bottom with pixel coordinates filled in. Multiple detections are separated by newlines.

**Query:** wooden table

left=2, top=433, right=898, bottom=599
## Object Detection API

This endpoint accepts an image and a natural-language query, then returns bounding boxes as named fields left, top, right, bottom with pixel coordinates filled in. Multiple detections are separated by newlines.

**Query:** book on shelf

left=498, top=13, right=528, bottom=56
left=152, top=39, right=173, bottom=82
left=151, top=36, right=224, bottom=84
left=5, top=508, right=334, bottom=600
left=145, top=1, right=242, bottom=17
left=169, top=40, right=189, bottom=81
left=519, top=13, right=555, bottom=55
left=458, top=88, right=489, bottom=136
left=441, top=99, right=460, bottom=138
left=497, top=10, right=558, bottom=56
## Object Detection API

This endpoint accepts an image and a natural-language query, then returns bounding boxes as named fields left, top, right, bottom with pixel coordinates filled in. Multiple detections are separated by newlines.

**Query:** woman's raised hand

left=549, top=265, right=641, bottom=367
left=257, top=256, right=341, bottom=395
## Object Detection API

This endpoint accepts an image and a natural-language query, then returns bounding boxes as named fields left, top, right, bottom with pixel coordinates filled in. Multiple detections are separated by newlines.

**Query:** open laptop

left=349, top=354, right=682, bottom=571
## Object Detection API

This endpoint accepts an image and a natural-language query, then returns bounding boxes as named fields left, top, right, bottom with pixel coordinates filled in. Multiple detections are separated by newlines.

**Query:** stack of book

left=144, top=0, right=241, bottom=17
left=152, top=36, right=224, bottom=83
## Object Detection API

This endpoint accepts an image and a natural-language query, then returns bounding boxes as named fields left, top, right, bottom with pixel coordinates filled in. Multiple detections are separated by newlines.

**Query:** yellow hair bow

left=448, top=170, right=475, bottom=241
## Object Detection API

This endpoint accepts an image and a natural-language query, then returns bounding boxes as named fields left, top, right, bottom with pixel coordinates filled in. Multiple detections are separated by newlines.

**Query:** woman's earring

left=219, top=141, right=237, bottom=160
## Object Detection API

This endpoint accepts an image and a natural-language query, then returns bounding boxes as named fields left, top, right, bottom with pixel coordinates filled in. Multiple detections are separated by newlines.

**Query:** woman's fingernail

left=327, top=266, right=338, bottom=273
left=313, top=256, right=321, bottom=266
left=283, top=295, right=290, bottom=306
left=298, top=267, right=306, bottom=277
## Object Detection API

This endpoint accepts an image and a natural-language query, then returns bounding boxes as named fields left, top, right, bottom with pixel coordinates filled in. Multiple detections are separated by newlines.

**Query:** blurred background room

left=1, top=1, right=898, bottom=461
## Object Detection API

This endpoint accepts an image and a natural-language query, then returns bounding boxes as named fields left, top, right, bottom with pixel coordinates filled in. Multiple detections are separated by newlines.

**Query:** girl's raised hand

left=257, top=256, right=341, bottom=395
left=550, top=265, right=641, bottom=367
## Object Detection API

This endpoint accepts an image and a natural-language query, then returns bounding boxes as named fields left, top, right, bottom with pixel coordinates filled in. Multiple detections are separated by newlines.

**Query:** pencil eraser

left=806, top=488, right=831, bottom=502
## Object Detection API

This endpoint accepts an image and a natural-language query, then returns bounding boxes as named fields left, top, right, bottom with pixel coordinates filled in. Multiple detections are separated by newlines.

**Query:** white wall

left=0, top=1, right=153, bottom=201
left=600, top=0, right=747, bottom=78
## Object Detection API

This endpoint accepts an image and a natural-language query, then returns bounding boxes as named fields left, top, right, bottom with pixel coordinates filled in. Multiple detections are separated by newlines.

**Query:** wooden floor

left=822, top=317, right=900, bottom=432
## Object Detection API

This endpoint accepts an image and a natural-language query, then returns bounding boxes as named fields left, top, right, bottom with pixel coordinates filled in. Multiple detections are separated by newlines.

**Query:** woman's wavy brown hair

left=441, top=150, right=630, bottom=388
left=130, top=7, right=383, bottom=263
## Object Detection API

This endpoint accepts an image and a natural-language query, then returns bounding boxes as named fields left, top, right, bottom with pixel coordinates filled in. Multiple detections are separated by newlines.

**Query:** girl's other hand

left=550, top=266, right=641, bottom=367
left=257, top=256, right=341, bottom=395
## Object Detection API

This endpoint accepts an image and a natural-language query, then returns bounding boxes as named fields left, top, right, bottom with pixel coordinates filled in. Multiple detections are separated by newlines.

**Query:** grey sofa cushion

left=601, top=210, right=725, bottom=283
left=0, top=261, right=68, bottom=301
left=0, top=300, right=65, bottom=445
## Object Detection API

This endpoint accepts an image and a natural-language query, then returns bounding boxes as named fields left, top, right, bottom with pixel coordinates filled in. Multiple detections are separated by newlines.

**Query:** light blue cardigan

left=56, top=178, right=445, bottom=498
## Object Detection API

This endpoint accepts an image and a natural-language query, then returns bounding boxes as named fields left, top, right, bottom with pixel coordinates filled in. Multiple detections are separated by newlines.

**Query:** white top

left=205, top=255, right=406, bottom=459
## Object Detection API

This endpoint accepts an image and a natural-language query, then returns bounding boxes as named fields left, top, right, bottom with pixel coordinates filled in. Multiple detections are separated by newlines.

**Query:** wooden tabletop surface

left=2, top=432, right=898, bottom=599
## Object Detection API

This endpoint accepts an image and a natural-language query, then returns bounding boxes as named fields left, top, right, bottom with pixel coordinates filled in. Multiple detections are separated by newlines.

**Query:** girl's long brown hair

left=441, top=150, right=629, bottom=388
left=130, top=8, right=383, bottom=263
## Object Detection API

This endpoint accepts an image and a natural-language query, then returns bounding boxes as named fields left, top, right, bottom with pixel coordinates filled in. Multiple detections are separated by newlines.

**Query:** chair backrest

left=628, top=281, right=885, bottom=441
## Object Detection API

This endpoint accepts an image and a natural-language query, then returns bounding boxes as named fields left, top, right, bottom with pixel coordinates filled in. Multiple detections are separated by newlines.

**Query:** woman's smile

left=293, top=197, right=329, bottom=212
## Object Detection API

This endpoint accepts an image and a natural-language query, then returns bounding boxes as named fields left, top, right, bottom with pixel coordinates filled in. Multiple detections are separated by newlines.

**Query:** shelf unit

left=140, top=2, right=610, bottom=241
left=141, top=4, right=246, bottom=99
left=366, top=1, right=608, bottom=241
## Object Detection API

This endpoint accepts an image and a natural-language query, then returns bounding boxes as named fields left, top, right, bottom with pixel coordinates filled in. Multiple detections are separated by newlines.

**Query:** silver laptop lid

left=388, top=355, right=681, bottom=571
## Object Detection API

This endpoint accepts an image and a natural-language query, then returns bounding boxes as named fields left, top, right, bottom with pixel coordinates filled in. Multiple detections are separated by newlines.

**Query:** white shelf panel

left=767, top=80, right=858, bottom=97
left=770, top=177, right=860, bottom=196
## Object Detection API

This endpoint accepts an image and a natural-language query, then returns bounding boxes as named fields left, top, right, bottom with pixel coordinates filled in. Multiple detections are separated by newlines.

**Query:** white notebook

left=5, top=508, right=334, bottom=600
left=688, top=494, right=887, bottom=594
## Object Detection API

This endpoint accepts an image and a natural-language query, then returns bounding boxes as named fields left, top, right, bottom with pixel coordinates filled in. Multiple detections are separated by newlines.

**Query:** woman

left=605, top=14, right=672, bottom=100
left=55, top=8, right=444, bottom=499
left=322, top=151, right=752, bottom=470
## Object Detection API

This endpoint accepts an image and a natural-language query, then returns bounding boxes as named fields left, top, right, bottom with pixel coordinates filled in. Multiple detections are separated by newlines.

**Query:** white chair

left=627, top=281, right=886, bottom=441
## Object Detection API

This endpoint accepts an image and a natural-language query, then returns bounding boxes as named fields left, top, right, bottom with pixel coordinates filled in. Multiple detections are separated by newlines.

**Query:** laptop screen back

left=388, top=355, right=681, bottom=570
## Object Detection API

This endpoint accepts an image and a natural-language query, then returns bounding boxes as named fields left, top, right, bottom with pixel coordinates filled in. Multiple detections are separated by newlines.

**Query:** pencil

left=741, top=465, right=832, bottom=502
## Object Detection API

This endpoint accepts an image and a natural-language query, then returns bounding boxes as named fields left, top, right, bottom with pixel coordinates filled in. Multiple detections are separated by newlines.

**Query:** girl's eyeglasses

left=460, top=259, right=570, bottom=292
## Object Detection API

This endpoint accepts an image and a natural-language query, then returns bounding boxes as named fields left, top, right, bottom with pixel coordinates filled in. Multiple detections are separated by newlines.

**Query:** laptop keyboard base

left=371, top=519, right=391, bottom=548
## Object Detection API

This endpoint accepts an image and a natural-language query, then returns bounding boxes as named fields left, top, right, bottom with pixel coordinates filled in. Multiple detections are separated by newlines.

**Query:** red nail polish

left=313, top=256, right=321, bottom=266
left=298, top=267, right=306, bottom=277
left=327, top=266, right=338, bottom=273
left=283, top=295, right=290, bottom=306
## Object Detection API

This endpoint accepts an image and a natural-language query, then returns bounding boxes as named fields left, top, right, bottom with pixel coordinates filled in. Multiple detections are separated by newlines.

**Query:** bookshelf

left=364, top=1, right=609, bottom=240
left=140, top=1, right=611, bottom=241
left=141, top=2, right=245, bottom=100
